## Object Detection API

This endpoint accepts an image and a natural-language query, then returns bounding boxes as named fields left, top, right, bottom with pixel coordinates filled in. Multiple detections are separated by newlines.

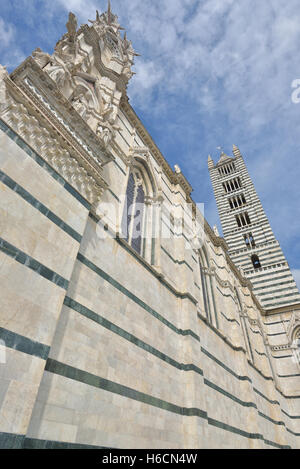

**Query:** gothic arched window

left=199, top=248, right=218, bottom=327
left=251, top=254, right=261, bottom=270
left=121, top=158, right=160, bottom=265
left=122, top=167, right=146, bottom=256
left=293, top=327, right=300, bottom=348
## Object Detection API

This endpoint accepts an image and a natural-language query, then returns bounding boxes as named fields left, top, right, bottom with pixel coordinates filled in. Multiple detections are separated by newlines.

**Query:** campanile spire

left=208, top=146, right=300, bottom=311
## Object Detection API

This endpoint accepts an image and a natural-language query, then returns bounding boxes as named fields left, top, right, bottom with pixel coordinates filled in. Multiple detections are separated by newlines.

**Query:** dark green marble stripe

left=272, top=355, right=293, bottom=359
left=88, top=217, right=300, bottom=406
left=267, top=332, right=286, bottom=337
left=23, top=437, right=108, bottom=449
left=0, top=327, right=50, bottom=360
left=205, top=416, right=290, bottom=449
left=113, top=159, right=127, bottom=176
left=278, top=373, right=300, bottom=378
left=250, top=328, right=262, bottom=335
left=216, top=286, right=236, bottom=301
left=286, top=428, right=300, bottom=437
left=108, top=188, right=120, bottom=203
left=0, top=170, right=82, bottom=243
left=282, top=409, right=300, bottom=420
left=64, top=296, right=204, bottom=377
left=258, top=411, right=285, bottom=427
left=201, top=347, right=250, bottom=382
left=198, top=314, right=247, bottom=354
left=45, top=358, right=205, bottom=418
left=77, top=252, right=200, bottom=342
left=0, top=432, right=25, bottom=449
left=88, top=214, right=198, bottom=306
left=199, top=313, right=300, bottom=402
left=260, top=411, right=300, bottom=437
left=64, top=296, right=300, bottom=428
left=206, top=378, right=300, bottom=437
left=161, top=246, right=194, bottom=272
left=116, top=236, right=197, bottom=304
left=0, top=237, right=69, bottom=290
left=204, top=379, right=256, bottom=408
left=253, top=387, right=280, bottom=405
left=44, top=359, right=292, bottom=449
left=255, top=349, right=267, bottom=357
left=264, top=298, right=300, bottom=308
left=221, top=311, right=240, bottom=325
left=263, top=319, right=290, bottom=326
left=0, top=118, right=90, bottom=210
left=248, top=361, right=273, bottom=382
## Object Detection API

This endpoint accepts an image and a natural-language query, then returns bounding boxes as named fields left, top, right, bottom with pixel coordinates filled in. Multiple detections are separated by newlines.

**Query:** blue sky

left=1, top=0, right=300, bottom=287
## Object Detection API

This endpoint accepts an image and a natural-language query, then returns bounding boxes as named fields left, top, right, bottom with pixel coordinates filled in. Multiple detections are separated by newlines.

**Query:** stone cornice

left=10, top=57, right=113, bottom=168
left=120, top=96, right=267, bottom=314
left=271, top=344, right=292, bottom=352
left=264, top=303, right=300, bottom=317
left=6, top=57, right=112, bottom=203
left=120, top=97, right=192, bottom=198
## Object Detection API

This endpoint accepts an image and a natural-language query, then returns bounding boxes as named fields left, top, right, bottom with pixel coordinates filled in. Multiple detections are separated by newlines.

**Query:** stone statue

left=33, top=7, right=137, bottom=148
left=32, top=48, right=51, bottom=68
left=66, top=12, right=77, bottom=44
left=88, top=10, right=107, bottom=38
left=71, top=87, right=90, bottom=119
left=96, top=117, right=121, bottom=148
left=97, top=124, right=112, bottom=148
left=213, top=225, right=220, bottom=237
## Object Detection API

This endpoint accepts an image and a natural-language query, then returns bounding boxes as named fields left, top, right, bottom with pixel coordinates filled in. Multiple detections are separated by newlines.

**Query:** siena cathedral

left=0, top=3, right=299, bottom=450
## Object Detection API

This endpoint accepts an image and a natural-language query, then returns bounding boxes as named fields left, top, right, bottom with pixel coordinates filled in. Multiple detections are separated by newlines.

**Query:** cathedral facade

left=0, top=5, right=299, bottom=449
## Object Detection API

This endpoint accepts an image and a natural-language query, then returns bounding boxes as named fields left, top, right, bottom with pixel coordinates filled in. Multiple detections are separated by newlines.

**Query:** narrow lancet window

left=122, top=168, right=147, bottom=256
left=251, top=254, right=261, bottom=269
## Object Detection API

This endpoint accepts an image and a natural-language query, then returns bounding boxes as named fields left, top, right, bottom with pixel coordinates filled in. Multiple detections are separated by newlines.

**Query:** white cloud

left=1, top=0, right=299, bottom=268
left=0, top=17, right=14, bottom=48
left=0, top=17, right=25, bottom=68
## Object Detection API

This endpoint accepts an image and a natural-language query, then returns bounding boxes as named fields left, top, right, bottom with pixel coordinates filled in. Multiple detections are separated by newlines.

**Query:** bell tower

left=208, top=145, right=300, bottom=311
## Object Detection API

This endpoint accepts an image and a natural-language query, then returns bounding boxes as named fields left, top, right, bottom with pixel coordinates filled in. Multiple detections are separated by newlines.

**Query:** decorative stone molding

left=29, top=8, right=139, bottom=152
left=215, top=274, right=233, bottom=290
left=248, top=318, right=258, bottom=326
left=10, top=10, right=268, bottom=320
left=120, top=97, right=193, bottom=199
left=287, top=311, right=300, bottom=344
left=127, top=145, right=151, bottom=166
left=213, top=225, right=220, bottom=237
left=271, top=344, right=292, bottom=352
left=0, top=70, right=108, bottom=204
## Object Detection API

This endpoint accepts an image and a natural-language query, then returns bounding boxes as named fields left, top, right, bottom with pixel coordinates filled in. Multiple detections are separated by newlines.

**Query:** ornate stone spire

left=232, top=144, right=242, bottom=158
left=66, top=12, right=77, bottom=44
left=31, top=6, right=140, bottom=152
left=107, top=0, right=112, bottom=24
left=207, top=155, right=214, bottom=169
